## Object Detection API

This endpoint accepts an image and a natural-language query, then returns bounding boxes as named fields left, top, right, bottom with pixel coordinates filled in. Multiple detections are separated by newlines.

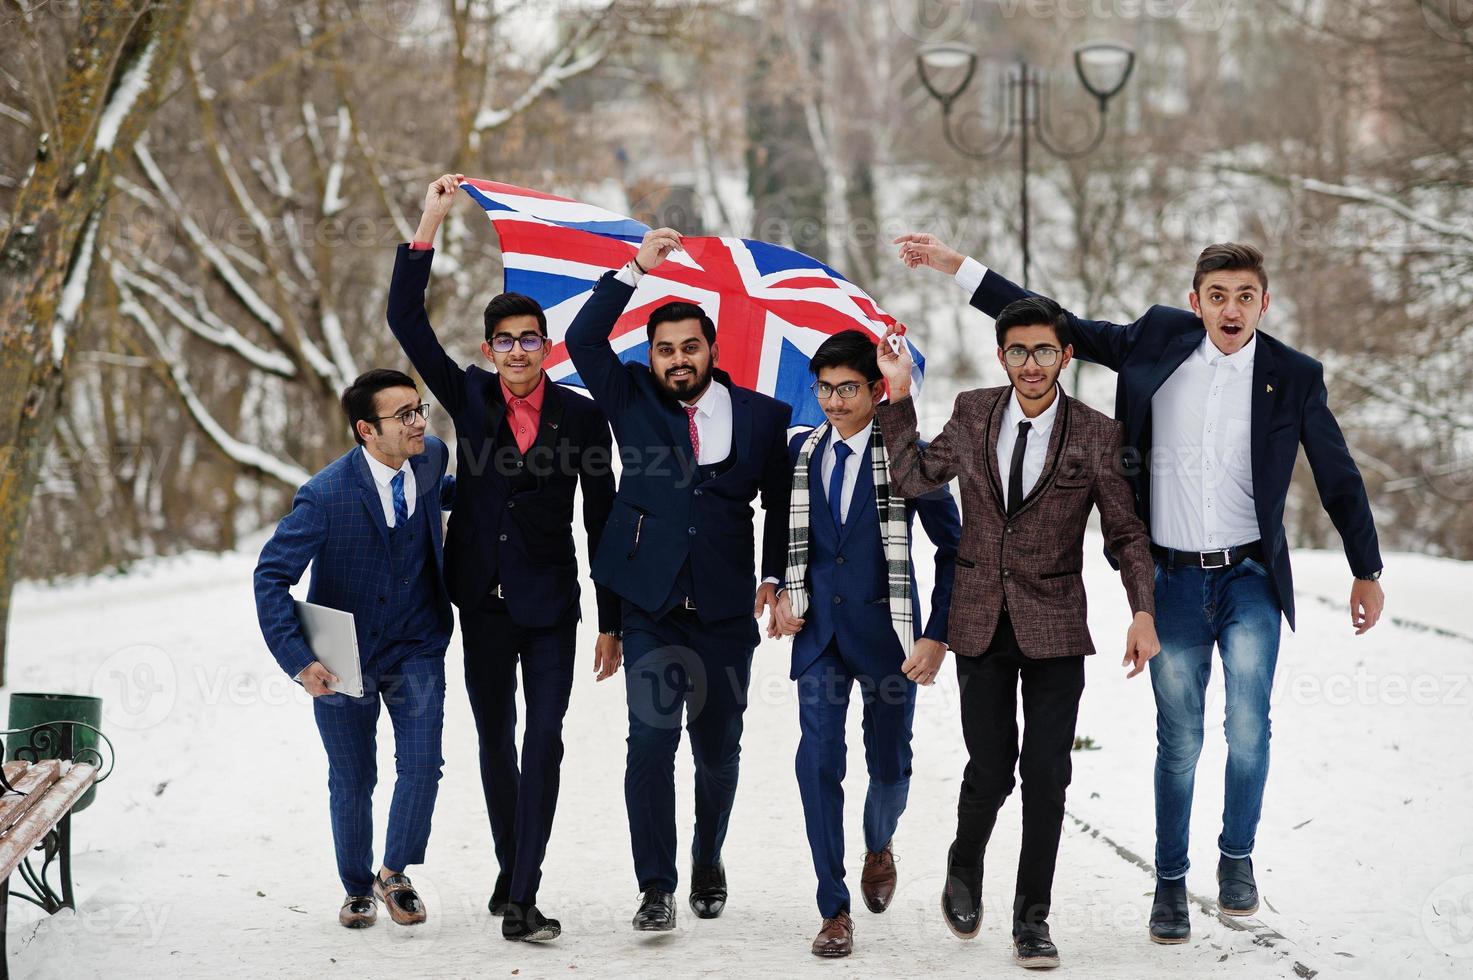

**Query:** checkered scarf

left=783, top=422, right=912, bottom=657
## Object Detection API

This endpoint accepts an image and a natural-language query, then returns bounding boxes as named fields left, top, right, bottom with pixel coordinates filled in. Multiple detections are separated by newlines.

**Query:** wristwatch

left=1356, top=569, right=1383, bottom=582
left=600, top=630, right=622, bottom=639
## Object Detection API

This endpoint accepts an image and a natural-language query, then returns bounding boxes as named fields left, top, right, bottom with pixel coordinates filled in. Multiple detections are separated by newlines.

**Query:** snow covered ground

left=4, top=525, right=1471, bottom=979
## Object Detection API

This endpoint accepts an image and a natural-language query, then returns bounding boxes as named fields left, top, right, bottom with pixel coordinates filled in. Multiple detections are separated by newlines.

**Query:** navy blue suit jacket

left=969, top=269, right=1382, bottom=630
left=254, top=436, right=455, bottom=678
left=564, top=271, right=793, bottom=622
left=386, top=244, right=619, bottom=630
left=786, top=428, right=961, bottom=679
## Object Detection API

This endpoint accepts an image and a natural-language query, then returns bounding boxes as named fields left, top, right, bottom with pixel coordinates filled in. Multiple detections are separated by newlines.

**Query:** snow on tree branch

left=95, top=37, right=160, bottom=154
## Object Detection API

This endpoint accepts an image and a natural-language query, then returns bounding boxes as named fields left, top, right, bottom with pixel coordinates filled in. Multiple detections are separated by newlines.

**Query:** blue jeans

left=1149, top=557, right=1281, bottom=881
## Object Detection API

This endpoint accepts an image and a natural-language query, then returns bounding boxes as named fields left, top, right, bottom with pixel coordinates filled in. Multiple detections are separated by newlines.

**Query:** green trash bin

left=6, top=692, right=103, bottom=813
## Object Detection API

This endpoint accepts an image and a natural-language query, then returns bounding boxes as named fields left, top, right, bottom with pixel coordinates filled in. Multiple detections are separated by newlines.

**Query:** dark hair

left=995, top=296, right=1071, bottom=348
left=646, top=301, right=716, bottom=345
left=483, top=292, right=547, bottom=340
left=1193, top=242, right=1268, bottom=293
left=809, top=329, right=881, bottom=384
left=341, top=368, right=418, bottom=446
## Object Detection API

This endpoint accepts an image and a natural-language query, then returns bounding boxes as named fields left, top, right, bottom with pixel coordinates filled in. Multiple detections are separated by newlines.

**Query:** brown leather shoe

left=338, top=895, right=376, bottom=929
left=372, top=872, right=427, bottom=925
left=861, top=843, right=897, bottom=913
left=811, top=911, right=853, bottom=957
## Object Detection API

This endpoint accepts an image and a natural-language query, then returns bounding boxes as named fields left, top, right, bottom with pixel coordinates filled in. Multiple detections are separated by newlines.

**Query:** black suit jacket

left=969, top=268, right=1382, bottom=630
left=564, top=270, right=793, bottom=623
left=387, top=244, right=619, bottom=631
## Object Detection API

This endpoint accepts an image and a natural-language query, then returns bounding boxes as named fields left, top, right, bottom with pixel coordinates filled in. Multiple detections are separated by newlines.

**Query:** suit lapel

left=981, top=388, right=1009, bottom=518
left=529, top=378, right=564, bottom=459
left=1249, top=334, right=1279, bottom=537
left=483, top=377, right=509, bottom=447
left=837, top=438, right=876, bottom=545
left=728, top=379, right=752, bottom=471
left=351, top=448, right=391, bottom=549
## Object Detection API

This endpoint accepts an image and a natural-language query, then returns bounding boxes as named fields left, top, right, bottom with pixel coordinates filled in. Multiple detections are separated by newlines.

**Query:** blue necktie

left=390, top=470, right=408, bottom=530
left=828, top=440, right=853, bottom=530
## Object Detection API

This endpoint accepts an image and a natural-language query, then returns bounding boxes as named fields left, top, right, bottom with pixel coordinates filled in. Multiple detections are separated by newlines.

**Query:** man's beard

left=663, top=363, right=712, bottom=401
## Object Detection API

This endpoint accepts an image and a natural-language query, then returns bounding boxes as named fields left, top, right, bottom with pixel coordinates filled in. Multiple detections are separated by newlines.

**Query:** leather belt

left=1151, top=541, right=1264, bottom=570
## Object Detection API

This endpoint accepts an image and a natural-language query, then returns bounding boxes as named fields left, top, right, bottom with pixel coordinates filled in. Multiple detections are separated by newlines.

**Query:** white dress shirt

left=997, top=388, right=1060, bottom=508
left=680, top=378, right=733, bottom=464
left=954, top=256, right=991, bottom=295
left=1150, top=334, right=1259, bottom=551
left=821, top=421, right=873, bottom=524
left=361, top=447, right=416, bottom=528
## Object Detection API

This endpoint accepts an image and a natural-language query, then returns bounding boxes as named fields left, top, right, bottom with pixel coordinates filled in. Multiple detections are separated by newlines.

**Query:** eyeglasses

left=489, top=334, right=547, bottom=353
left=811, top=380, right=875, bottom=400
left=370, top=403, right=430, bottom=427
left=1002, top=345, right=1062, bottom=368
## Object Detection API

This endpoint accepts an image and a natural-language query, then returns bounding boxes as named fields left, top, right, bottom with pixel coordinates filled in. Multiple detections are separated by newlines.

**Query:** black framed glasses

left=1003, top=345, right=1062, bottom=368
left=370, top=403, right=430, bottom=426
left=812, top=380, right=875, bottom=400
left=490, top=334, right=547, bottom=353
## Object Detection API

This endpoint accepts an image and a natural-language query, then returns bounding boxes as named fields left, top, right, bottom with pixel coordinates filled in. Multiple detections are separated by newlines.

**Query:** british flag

left=459, top=178, right=924, bottom=429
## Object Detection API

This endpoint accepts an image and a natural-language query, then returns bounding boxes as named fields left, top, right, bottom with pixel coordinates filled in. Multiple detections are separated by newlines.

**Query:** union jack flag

left=459, top=178, right=924, bottom=429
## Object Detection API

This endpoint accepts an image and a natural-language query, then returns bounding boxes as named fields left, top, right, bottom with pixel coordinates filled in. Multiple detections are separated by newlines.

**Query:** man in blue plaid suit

left=255, top=369, right=456, bottom=930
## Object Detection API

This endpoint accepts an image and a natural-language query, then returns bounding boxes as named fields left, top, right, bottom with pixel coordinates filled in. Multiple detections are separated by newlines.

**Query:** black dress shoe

left=1013, top=933, right=1060, bottom=970
left=633, top=889, right=677, bottom=931
left=1149, top=876, right=1191, bottom=944
left=488, top=872, right=511, bottom=916
left=941, top=843, right=983, bottom=940
left=690, top=861, right=727, bottom=919
left=502, top=901, right=561, bottom=942
left=1217, top=855, right=1259, bottom=916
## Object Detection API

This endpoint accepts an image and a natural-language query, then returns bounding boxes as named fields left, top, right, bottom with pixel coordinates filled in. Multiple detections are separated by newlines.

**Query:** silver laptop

left=293, top=600, right=365, bottom=698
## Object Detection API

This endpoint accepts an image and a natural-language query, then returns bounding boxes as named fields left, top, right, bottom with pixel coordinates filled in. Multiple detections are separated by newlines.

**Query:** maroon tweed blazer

left=875, top=386, right=1154, bottom=659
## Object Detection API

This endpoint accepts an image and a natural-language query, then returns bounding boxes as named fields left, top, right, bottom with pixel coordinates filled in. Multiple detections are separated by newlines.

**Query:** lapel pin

left=1266, top=384, right=1274, bottom=393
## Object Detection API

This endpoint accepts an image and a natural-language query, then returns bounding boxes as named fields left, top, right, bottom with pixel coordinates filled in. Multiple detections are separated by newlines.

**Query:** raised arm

left=564, top=227, right=684, bottom=417
left=872, top=327, right=963, bottom=496
left=892, top=231, right=1144, bottom=372
left=385, top=173, right=470, bottom=414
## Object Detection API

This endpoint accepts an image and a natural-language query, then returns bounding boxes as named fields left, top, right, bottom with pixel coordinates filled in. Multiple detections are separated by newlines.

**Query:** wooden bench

left=0, top=723, right=113, bottom=980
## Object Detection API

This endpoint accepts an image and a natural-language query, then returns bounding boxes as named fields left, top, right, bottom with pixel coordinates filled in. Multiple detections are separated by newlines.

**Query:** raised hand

left=413, top=173, right=464, bottom=243
left=893, top=232, right=964, bottom=276
left=634, top=227, right=683, bottom=273
left=876, top=324, right=914, bottom=401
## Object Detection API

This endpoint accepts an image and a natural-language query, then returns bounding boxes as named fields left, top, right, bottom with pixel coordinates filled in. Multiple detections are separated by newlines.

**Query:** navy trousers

left=795, top=638, right=916, bottom=918
left=461, top=596, right=579, bottom=905
left=312, top=647, right=447, bottom=896
left=622, top=602, right=757, bottom=893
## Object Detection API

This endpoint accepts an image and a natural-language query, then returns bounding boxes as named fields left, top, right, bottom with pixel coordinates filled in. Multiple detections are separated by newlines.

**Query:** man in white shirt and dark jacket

left=894, top=233, right=1386, bottom=945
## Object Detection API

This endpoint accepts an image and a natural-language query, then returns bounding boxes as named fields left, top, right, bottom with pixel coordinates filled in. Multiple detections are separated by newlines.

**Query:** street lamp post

left=916, top=42, right=1135, bottom=289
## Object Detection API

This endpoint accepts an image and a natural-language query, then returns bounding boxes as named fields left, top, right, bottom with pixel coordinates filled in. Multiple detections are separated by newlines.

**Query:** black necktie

left=1007, top=420, right=1032, bottom=517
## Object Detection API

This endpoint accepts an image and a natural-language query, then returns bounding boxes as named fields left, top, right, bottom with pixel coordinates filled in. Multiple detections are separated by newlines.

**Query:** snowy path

left=4, top=533, right=1469, bottom=978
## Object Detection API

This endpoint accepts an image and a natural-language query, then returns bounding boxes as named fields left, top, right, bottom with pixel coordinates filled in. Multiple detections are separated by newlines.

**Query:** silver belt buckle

left=1200, top=549, right=1230, bottom=569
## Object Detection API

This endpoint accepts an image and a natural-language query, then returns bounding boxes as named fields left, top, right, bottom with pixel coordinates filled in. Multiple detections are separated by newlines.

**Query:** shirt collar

left=1004, top=385, right=1061, bottom=437
left=681, top=377, right=730, bottom=419
left=1199, top=331, right=1257, bottom=372
left=361, top=446, right=411, bottom=488
left=500, top=372, right=547, bottom=409
left=829, top=419, right=873, bottom=457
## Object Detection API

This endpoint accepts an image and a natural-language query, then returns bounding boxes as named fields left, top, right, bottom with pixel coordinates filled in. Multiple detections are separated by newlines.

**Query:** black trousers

left=461, top=593, right=578, bottom=906
left=953, top=611, right=1086, bottom=939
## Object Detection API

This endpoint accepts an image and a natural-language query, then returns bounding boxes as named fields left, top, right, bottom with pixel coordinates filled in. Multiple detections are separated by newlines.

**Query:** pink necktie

left=685, top=405, right=700, bottom=461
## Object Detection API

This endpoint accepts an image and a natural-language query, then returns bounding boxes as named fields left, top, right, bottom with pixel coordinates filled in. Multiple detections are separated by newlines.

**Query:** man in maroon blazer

left=874, top=296, right=1160, bottom=969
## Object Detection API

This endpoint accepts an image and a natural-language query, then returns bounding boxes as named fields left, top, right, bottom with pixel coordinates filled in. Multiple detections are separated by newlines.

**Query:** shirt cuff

left=954, top=256, right=988, bottom=295
left=761, top=576, right=780, bottom=587
left=615, top=261, right=644, bottom=287
left=408, top=241, right=433, bottom=251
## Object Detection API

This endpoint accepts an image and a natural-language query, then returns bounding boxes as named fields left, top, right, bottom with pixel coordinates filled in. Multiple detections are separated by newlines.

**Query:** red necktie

left=685, top=405, right=700, bottom=461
